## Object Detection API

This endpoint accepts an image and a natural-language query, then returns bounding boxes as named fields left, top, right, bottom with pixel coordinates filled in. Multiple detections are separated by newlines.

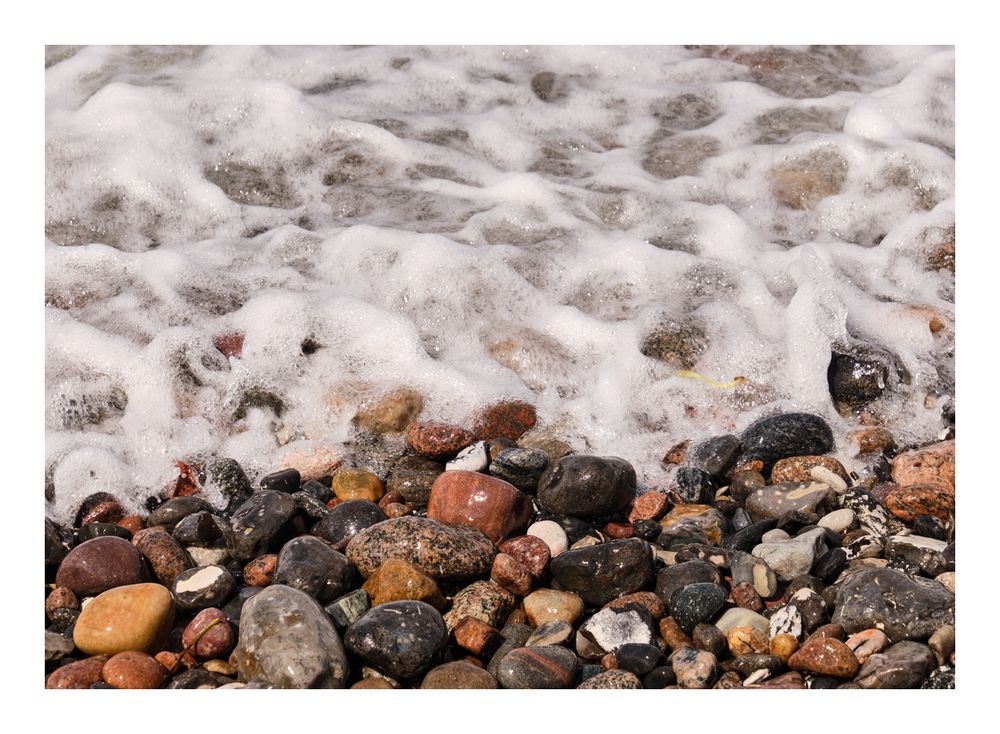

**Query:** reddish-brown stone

left=352, top=677, right=396, bottom=689
left=427, top=471, right=533, bottom=545
left=363, top=558, right=445, bottom=609
left=491, top=553, right=533, bottom=596
left=405, top=420, right=476, bottom=460
left=383, top=502, right=412, bottom=518
left=354, top=388, right=423, bottom=434
left=182, top=608, right=234, bottom=660
left=788, top=637, right=860, bottom=678
left=132, top=526, right=193, bottom=586
left=498, top=535, right=550, bottom=578
left=849, top=427, right=896, bottom=455
left=770, top=455, right=849, bottom=484
left=80, top=497, right=126, bottom=526
left=117, top=515, right=145, bottom=535
left=45, top=586, right=79, bottom=620
left=885, top=483, right=955, bottom=522
left=471, top=400, right=537, bottom=442
left=213, top=332, right=244, bottom=359
left=243, top=554, right=278, bottom=587
left=807, top=623, right=847, bottom=642
left=453, top=617, right=503, bottom=658
left=731, top=581, right=764, bottom=613
left=378, top=490, right=405, bottom=511
left=628, top=491, right=670, bottom=523
left=604, top=522, right=634, bottom=539
left=421, top=660, right=497, bottom=689
left=659, top=616, right=694, bottom=651
left=46, top=657, right=107, bottom=689
left=102, top=651, right=167, bottom=689
left=55, top=536, right=147, bottom=597
left=154, top=650, right=189, bottom=674
left=891, top=439, right=955, bottom=491
left=605, top=591, right=666, bottom=620
left=662, top=441, right=689, bottom=465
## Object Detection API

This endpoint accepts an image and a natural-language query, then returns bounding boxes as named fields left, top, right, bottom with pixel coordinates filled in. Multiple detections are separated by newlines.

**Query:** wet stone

left=312, top=499, right=386, bottom=552
left=527, top=520, right=569, bottom=557
left=406, top=420, right=476, bottom=460
left=789, top=637, right=859, bottom=678
left=386, top=455, right=443, bottom=508
left=445, top=440, right=489, bottom=472
left=77, top=522, right=133, bottom=543
left=427, top=471, right=533, bottom=545
left=443, top=580, right=516, bottom=632
left=363, top=558, right=444, bottom=609
left=723, top=518, right=779, bottom=552
left=172, top=511, right=223, bottom=546
left=182, top=607, right=234, bottom=660
left=692, top=622, right=727, bottom=659
left=76, top=492, right=126, bottom=526
left=745, top=482, right=836, bottom=523
left=673, top=467, right=715, bottom=504
left=292, top=491, right=329, bottom=521
left=236, top=584, right=349, bottom=688
left=644, top=665, right=677, bottom=688
left=498, top=535, right=550, bottom=578
left=259, top=468, right=300, bottom=493
left=45, top=630, right=75, bottom=661
left=658, top=504, right=728, bottom=549
left=885, top=483, right=955, bottom=523
left=354, top=387, right=423, bottom=434
left=346, top=600, right=447, bottom=681
left=489, top=447, right=549, bottom=491
left=56, top=536, right=147, bottom=597
left=549, top=537, right=655, bottom=607
left=454, top=617, right=503, bottom=657
left=629, top=491, right=670, bottom=523
left=487, top=623, right=532, bottom=679
left=723, top=653, right=783, bottom=678
left=828, top=349, right=890, bottom=409
left=771, top=455, right=849, bottom=485
left=331, top=468, right=384, bottom=503
left=855, top=640, right=936, bottom=689
left=831, top=568, right=954, bottom=642
left=578, top=669, right=642, bottom=689
left=273, top=535, right=354, bottom=604
left=206, top=457, right=252, bottom=512
left=734, top=413, right=833, bottom=472
left=884, top=534, right=950, bottom=577
left=491, top=553, right=533, bottom=596
left=73, top=583, right=174, bottom=656
left=225, top=490, right=297, bottom=563
left=655, top=560, right=721, bottom=606
left=614, top=642, right=662, bottom=676
left=472, top=400, right=538, bottom=442
left=921, top=667, right=956, bottom=689
left=672, top=647, right=717, bottom=689
left=46, top=657, right=107, bottom=689
left=526, top=620, right=575, bottom=647
left=523, top=588, right=585, bottom=627
left=496, top=645, right=578, bottom=689
left=537, top=455, right=637, bottom=518
left=324, top=588, right=370, bottom=630
left=148, top=496, right=214, bottom=531
left=891, top=440, right=955, bottom=492
left=172, top=564, right=235, bottom=611
left=686, top=434, right=741, bottom=479
left=670, top=582, right=726, bottom=634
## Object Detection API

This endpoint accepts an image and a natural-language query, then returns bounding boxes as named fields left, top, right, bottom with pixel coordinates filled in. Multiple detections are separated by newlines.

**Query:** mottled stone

left=885, top=483, right=955, bottom=523
left=45, top=586, right=80, bottom=621
left=884, top=534, right=950, bottom=577
left=891, top=440, right=955, bottom=491
left=324, top=588, right=370, bottom=630
left=243, top=554, right=278, bottom=587
left=443, top=580, right=516, bottom=632
left=454, top=617, right=504, bottom=657
left=362, top=558, right=444, bottom=609
left=537, top=455, right=636, bottom=518
left=771, top=455, right=848, bottom=485
left=842, top=488, right=905, bottom=537
left=102, top=651, right=167, bottom=689
left=273, top=536, right=354, bottom=604
left=73, top=583, right=174, bottom=656
left=496, top=646, right=578, bottom=689
left=730, top=550, right=779, bottom=598
left=182, top=607, right=233, bottom=660
left=672, top=647, right=717, bottom=689
left=331, top=469, right=384, bottom=502
left=77, top=522, right=133, bottom=543
left=745, top=482, right=836, bottom=523
left=236, top=584, right=349, bottom=688
left=670, top=583, right=726, bottom=634
left=922, top=667, right=956, bottom=689
left=427, top=471, right=532, bottom=544
left=628, top=491, right=670, bottom=523
left=846, top=628, right=890, bottom=665
left=45, top=630, right=75, bottom=661
left=849, top=427, right=896, bottom=455
left=731, top=581, right=764, bottom=612
left=735, top=413, right=834, bottom=472
left=346, top=516, right=495, bottom=580
left=420, top=660, right=497, bottom=689
left=172, top=564, right=235, bottom=610
left=355, top=388, right=423, bottom=433
left=55, top=536, right=147, bottom=597
left=578, top=669, right=642, bottom=689
left=770, top=149, right=847, bottom=209
left=489, top=447, right=549, bottom=491
left=686, top=434, right=741, bottom=478
left=692, top=622, right=727, bottom=658
left=831, top=568, right=954, bottom=642
left=491, top=553, right=533, bottom=596
left=658, top=504, right=727, bottom=548
left=406, top=420, right=476, bottom=460
left=789, top=637, right=859, bottom=678
left=498, top=535, right=550, bottom=577
left=312, top=499, right=386, bottom=552
left=471, top=400, right=537, bottom=442
left=672, top=467, right=715, bottom=505
left=605, top=591, right=666, bottom=620
left=580, top=607, right=655, bottom=654
left=549, top=538, right=655, bottom=606
left=727, top=626, right=769, bottom=656
left=752, top=527, right=827, bottom=582
left=523, top=588, right=585, bottom=627
left=386, top=455, right=443, bottom=509
left=225, top=490, right=297, bottom=563
left=855, top=640, right=936, bottom=689
left=344, top=600, right=448, bottom=681
left=76, top=492, right=126, bottom=526
left=526, top=620, right=575, bottom=647
left=446, top=440, right=490, bottom=472
left=639, top=316, right=709, bottom=366
left=46, top=657, right=106, bottom=689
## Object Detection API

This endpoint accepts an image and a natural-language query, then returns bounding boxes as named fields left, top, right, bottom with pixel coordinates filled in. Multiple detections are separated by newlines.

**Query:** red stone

left=117, top=515, right=145, bottom=535
left=491, top=553, right=533, bottom=596
left=243, top=554, right=278, bottom=587
left=169, top=460, right=201, bottom=498
left=46, top=657, right=107, bottom=689
left=55, top=536, right=148, bottom=597
left=628, top=491, right=670, bottom=522
left=604, top=522, right=634, bottom=539
left=885, top=483, right=955, bottom=522
left=406, top=420, right=476, bottom=460
left=132, top=526, right=193, bottom=586
left=731, top=581, right=764, bottom=613
left=384, top=502, right=412, bottom=518
left=102, top=651, right=167, bottom=689
left=427, top=471, right=532, bottom=544
left=891, top=439, right=955, bottom=492
left=453, top=617, right=503, bottom=658
left=182, top=608, right=234, bottom=660
left=80, top=498, right=125, bottom=526
left=470, top=400, right=537, bottom=442
left=498, top=535, right=550, bottom=578
left=213, top=332, right=244, bottom=359
left=788, top=637, right=859, bottom=678
left=45, top=586, right=79, bottom=620
left=378, top=490, right=405, bottom=511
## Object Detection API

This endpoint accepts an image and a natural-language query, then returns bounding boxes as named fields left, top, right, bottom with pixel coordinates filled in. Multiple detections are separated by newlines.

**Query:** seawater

left=44, top=45, right=955, bottom=524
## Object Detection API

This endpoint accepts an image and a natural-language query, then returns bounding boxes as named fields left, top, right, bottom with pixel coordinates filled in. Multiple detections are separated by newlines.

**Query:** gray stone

left=654, top=560, right=721, bottom=606
left=730, top=550, right=779, bottom=598
left=686, top=434, right=740, bottom=478
left=751, top=527, right=827, bottom=582
left=45, top=630, right=75, bottom=661
left=831, top=568, right=955, bottom=642
left=344, top=600, right=448, bottom=681
left=273, top=535, right=355, bottom=604
left=715, top=607, right=770, bottom=635
left=235, top=584, right=349, bottom=688
left=536, top=455, right=636, bottom=518
left=489, top=447, right=549, bottom=491
left=855, top=640, right=936, bottom=689
left=225, top=490, right=297, bottom=562
left=884, top=535, right=951, bottom=577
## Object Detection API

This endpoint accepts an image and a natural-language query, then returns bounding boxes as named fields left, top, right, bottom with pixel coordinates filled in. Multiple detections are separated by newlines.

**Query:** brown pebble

left=354, top=388, right=423, bottom=434
left=46, top=657, right=108, bottom=689
left=406, top=420, right=476, bottom=460
left=727, top=626, right=769, bottom=656
left=659, top=616, right=694, bottom=651
left=628, top=491, right=670, bottom=523
left=506, top=607, right=528, bottom=627
left=352, top=678, right=396, bottom=689
left=363, top=558, right=445, bottom=609
left=102, top=651, right=167, bottom=689
left=117, top=515, right=145, bottom=535
left=420, top=660, right=497, bottom=689
left=378, top=490, right=405, bottom=511
left=332, top=468, right=384, bottom=502
left=56, top=536, right=148, bottom=597
left=844, top=628, right=889, bottom=665
left=693, top=623, right=727, bottom=658
left=470, top=400, right=537, bottom=442
left=80, top=497, right=126, bottom=525
left=600, top=652, right=617, bottom=670
left=243, top=554, right=278, bottom=587
left=132, top=526, right=194, bottom=586
left=849, top=428, right=896, bottom=455
left=454, top=617, right=503, bottom=658
left=770, top=455, right=849, bottom=484
left=788, top=637, right=859, bottom=678
left=807, top=623, right=846, bottom=642
left=885, top=483, right=955, bottom=522
left=154, top=650, right=189, bottom=674
left=731, top=581, right=764, bottom=612
left=662, top=441, right=689, bottom=465
left=45, top=586, right=79, bottom=620
left=603, top=522, right=634, bottom=539
left=491, top=553, right=533, bottom=597
left=384, top=502, right=412, bottom=518
left=498, top=535, right=550, bottom=578
left=770, top=633, right=799, bottom=663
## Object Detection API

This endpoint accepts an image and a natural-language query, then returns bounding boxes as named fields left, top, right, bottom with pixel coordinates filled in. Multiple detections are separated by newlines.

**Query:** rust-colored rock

left=731, top=581, right=764, bottom=613
left=770, top=455, right=849, bottom=484
left=658, top=616, right=694, bottom=651
left=243, top=554, right=278, bottom=587
left=849, top=427, right=896, bottom=455
left=629, top=491, right=670, bottom=522
left=362, top=558, right=445, bottom=609
left=788, top=637, right=860, bottom=678
left=770, top=149, right=848, bottom=210
left=421, top=660, right=497, bottom=689
left=406, top=420, right=476, bottom=460
left=491, top=553, right=533, bottom=597
left=427, top=471, right=532, bottom=545
left=885, top=483, right=955, bottom=522
left=354, top=388, right=423, bottom=433
left=79, top=496, right=126, bottom=525
left=117, top=515, right=145, bottom=535
left=604, top=522, right=634, bottom=539
left=132, top=526, right=193, bottom=586
left=662, top=441, right=689, bottom=466
left=46, top=657, right=107, bottom=689
left=891, top=439, right=955, bottom=491
left=498, top=535, right=550, bottom=578
left=471, top=400, right=537, bottom=442
left=845, top=628, right=890, bottom=665
left=808, top=623, right=847, bottom=642
left=453, top=617, right=503, bottom=658
left=45, top=586, right=79, bottom=620
left=102, top=651, right=167, bottom=689
left=770, top=633, right=799, bottom=663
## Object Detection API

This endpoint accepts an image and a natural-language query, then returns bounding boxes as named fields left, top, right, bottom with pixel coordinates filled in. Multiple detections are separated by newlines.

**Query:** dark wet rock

left=346, top=516, right=495, bottom=581
left=657, top=504, right=728, bottom=549
left=828, top=347, right=890, bottom=410
left=831, top=568, right=955, bottom=642
left=745, top=482, right=837, bottom=523
left=654, top=560, right=721, bottom=606
left=45, top=519, right=73, bottom=570
left=842, top=488, right=906, bottom=537
left=734, top=413, right=833, bottom=472
left=385, top=455, right=443, bottom=508
left=855, top=640, right=936, bottom=689
left=172, top=511, right=223, bottom=546
left=530, top=71, right=561, bottom=102
left=674, top=544, right=731, bottom=569
left=148, top=496, right=214, bottom=531
left=164, top=668, right=234, bottom=689
left=497, top=645, right=578, bottom=688
left=730, top=507, right=752, bottom=531
left=643, top=665, right=677, bottom=688
left=225, top=490, right=297, bottom=563
left=45, top=630, right=75, bottom=661
left=273, top=535, right=355, bottom=603
left=489, top=447, right=549, bottom=491
left=49, top=607, right=80, bottom=634
left=686, top=434, right=741, bottom=479
left=692, top=622, right=727, bottom=658
left=729, top=470, right=766, bottom=501
left=640, top=317, right=709, bottom=367
left=133, top=526, right=194, bottom=586
left=345, top=600, right=447, bottom=681
left=487, top=623, right=533, bottom=679
left=325, top=588, right=370, bottom=630
left=77, top=522, right=132, bottom=543
left=632, top=518, right=662, bottom=542
left=74, top=491, right=126, bottom=526
left=299, top=479, right=333, bottom=503
left=220, top=586, right=262, bottom=630
left=259, top=468, right=300, bottom=493
left=537, top=455, right=636, bottom=518
left=921, top=667, right=956, bottom=689
left=56, top=536, right=147, bottom=597
left=672, top=647, right=717, bottom=689
left=911, top=515, right=949, bottom=541
left=884, top=535, right=951, bottom=577
left=723, top=518, right=779, bottom=552
left=671, top=583, right=726, bottom=634
left=172, top=564, right=235, bottom=611
left=549, top=538, right=655, bottom=606
left=312, top=499, right=386, bottom=552
left=538, top=514, right=594, bottom=545
left=236, top=584, right=349, bottom=688
left=722, top=653, right=783, bottom=678
left=614, top=642, right=662, bottom=676
left=206, top=457, right=253, bottom=513
left=813, top=547, right=848, bottom=583
left=673, top=467, right=715, bottom=504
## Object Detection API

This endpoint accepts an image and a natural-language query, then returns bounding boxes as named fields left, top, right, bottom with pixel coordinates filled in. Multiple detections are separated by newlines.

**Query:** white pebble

left=527, top=520, right=568, bottom=557
left=810, top=466, right=848, bottom=493
left=445, top=441, right=489, bottom=472
left=818, top=508, right=856, bottom=533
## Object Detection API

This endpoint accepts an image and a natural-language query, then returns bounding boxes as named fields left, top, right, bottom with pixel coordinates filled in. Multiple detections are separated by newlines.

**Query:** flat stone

left=580, top=607, right=655, bottom=654
left=751, top=527, right=827, bottom=582
left=147, top=496, right=214, bottom=531
left=225, top=490, right=297, bottom=563
left=831, top=568, right=954, bottom=642
left=734, top=413, right=833, bottom=472
left=549, top=538, right=655, bottom=606
left=523, top=588, right=585, bottom=627
left=362, top=558, right=444, bottom=609
left=56, top=536, right=147, bottom=597
left=496, top=646, right=578, bottom=689
left=788, top=637, right=859, bottom=678
left=443, top=580, right=516, bottom=632
left=427, top=471, right=533, bottom=544
left=536, top=455, right=636, bottom=518
left=672, top=647, right=717, bottom=689
left=884, top=534, right=950, bottom=577
left=629, top=491, right=670, bottom=523
left=346, top=516, right=495, bottom=580
left=420, top=660, right=497, bottom=689
left=236, top=584, right=349, bottom=688
left=745, top=482, right=836, bottom=522
left=855, top=640, right=936, bottom=689
left=273, top=535, right=354, bottom=604
left=577, top=669, right=642, bottom=689
left=73, top=583, right=174, bottom=656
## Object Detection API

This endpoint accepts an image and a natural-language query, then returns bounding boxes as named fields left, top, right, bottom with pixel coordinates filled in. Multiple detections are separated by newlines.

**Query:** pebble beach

left=43, top=44, right=956, bottom=691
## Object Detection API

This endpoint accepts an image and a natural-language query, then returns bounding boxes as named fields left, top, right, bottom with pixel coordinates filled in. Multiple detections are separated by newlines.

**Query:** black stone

left=643, top=665, right=677, bottom=688
left=654, top=560, right=721, bottom=606
left=614, top=642, right=662, bottom=676
left=344, top=600, right=448, bottom=680
left=686, top=434, right=741, bottom=479
left=48, top=607, right=79, bottom=634
left=292, top=491, right=330, bottom=522
left=45, top=519, right=73, bottom=570
left=386, top=455, right=443, bottom=509
left=809, top=675, right=844, bottom=689
left=670, top=583, right=726, bottom=634
left=734, top=413, right=834, bottom=472
left=496, top=646, right=578, bottom=689
left=224, top=490, right=297, bottom=562
left=632, top=519, right=662, bottom=542
left=674, top=467, right=715, bottom=504
left=831, top=568, right=954, bottom=642
left=172, top=564, right=236, bottom=611
left=577, top=663, right=604, bottom=685
left=884, top=536, right=950, bottom=577
left=300, top=480, right=333, bottom=503
left=911, top=515, right=948, bottom=541
left=722, top=518, right=778, bottom=552
left=489, top=448, right=549, bottom=491
left=77, top=522, right=132, bottom=543
left=259, top=468, right=300, bottom=493
left=729, top=470, right=765, bottom=501
left=921, top=667, right=956, bottom=689
left=312, top=499, right=387, bottom=552
left=842, top=488, right=904, bottom=537
left=172, top=511, right=223, bottom=545
left=674, top=544, right=731, bottom=569
left=487, top=623, right=533, bottom=680
left=691, top=622, right=727, bottom=658
left=273, top=535, right=355, bottom=604
left=549, top=538, right=655, bottom=606
left=148, top=496, right=215, bottom=531
left=536, top=455, right=636, bottom=518
left=206, top=457, right=252, bottom=514
left=813, top=547, right=847, bottom=583
left=730, top=508, right=752, bottom=531
left=721, top=654, right=783, bottom=677
left=828, top=348, right=890, bottom=410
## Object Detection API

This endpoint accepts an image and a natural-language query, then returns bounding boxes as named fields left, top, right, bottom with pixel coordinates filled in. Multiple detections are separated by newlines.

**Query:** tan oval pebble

left=727, top=626, right=769, bottom=656
left=769, top=633, right=799, bottom=663
left=523, top=588, right=584, bottom=627
left=202, top=659, right=237, bottom=676
left=73, top=583, right=175, bottom=656
left=102, top=651, right=167, bottom=689
left=332, top=468, right=385, bottom=502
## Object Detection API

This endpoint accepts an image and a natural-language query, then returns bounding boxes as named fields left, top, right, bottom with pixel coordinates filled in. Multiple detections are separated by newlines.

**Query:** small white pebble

left=445, top=441, right=489, bottom=472
left=810, top=466, right=848, bottom=493
left=527, top=520, right=568, bottom=557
